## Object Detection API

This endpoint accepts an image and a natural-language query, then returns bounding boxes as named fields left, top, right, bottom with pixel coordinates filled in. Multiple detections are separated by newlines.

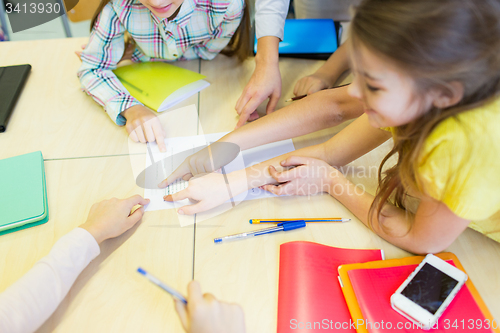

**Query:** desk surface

left=195, top=55, right=500, bottom=332
left=1, top=38, right=499, bottom=333
left=0, top=38, right=199, bottom=160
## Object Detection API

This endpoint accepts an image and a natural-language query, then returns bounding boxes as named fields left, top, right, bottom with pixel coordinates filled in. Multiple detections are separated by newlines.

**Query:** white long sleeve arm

left=255, top=0, right=290, bottom=40
left=0, top=228, right=100, bottom=333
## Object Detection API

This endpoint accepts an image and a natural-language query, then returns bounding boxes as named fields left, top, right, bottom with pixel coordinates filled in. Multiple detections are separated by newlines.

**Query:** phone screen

left=401, top=263, right=458, bottom=314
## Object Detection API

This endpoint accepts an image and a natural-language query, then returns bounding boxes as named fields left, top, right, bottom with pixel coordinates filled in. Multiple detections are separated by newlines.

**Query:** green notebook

left=0, top=151, right=49, bottom=236
left=113, top=62, right=210, bottom=112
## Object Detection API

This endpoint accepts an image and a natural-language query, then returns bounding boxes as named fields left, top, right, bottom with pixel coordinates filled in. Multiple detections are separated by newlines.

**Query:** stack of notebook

left=277, top=242, right=498, bottom=333
left=0, top=151, right=49, bottom=236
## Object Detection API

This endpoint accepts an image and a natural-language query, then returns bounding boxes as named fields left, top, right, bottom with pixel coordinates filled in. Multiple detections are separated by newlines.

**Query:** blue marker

left=137, top=268, right=187, bottom=304
left=214, top=220, right=306, bottom=243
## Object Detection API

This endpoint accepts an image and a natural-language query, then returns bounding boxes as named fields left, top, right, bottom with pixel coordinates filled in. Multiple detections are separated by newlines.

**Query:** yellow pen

left=250, top=218, right=351, bottom=224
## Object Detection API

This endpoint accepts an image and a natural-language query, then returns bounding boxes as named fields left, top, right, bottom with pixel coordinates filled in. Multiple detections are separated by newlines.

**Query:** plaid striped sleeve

left=185, top=0, right=244, bottom=60
left=77, top=2, right=142, bottom=126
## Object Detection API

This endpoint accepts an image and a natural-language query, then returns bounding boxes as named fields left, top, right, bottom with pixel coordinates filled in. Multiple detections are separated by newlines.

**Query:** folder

left=277, top=241, right=384, bottom=332
left=338, top=253, right=499, bottom=333
left=254, top=19, right=339, bottom=60
left=0, top=151, right=49, bottom=236
left=113, top=62, right=209, bottom=112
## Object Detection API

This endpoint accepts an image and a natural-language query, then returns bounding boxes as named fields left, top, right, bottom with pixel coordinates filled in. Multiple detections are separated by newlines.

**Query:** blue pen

left=214, top=220, right=306, bottom=243
left=137, top=268, right=187, bottom=304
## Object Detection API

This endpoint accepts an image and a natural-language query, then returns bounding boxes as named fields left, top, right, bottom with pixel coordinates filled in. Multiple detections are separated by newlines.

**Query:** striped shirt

left=77, top=0, right=244, bottom=125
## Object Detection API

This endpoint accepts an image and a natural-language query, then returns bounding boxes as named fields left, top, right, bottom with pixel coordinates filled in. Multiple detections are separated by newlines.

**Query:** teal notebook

left=0, top=151, right=49, bottom=236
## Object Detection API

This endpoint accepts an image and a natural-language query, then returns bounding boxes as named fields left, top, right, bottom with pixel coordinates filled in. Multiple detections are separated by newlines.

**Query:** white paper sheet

left=143, top=132, right=295, bottom=224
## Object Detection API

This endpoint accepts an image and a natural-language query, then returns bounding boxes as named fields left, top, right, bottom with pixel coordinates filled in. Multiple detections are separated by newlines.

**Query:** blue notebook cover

left=254, top=19, right=338, bottom=59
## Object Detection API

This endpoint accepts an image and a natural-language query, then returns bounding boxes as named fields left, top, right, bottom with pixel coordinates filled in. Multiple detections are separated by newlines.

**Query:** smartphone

left=390, top=254, right=468, bottom=330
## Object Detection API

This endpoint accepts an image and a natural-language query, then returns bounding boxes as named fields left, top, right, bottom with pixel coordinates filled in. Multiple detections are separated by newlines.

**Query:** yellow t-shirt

left=388, top=98, right=500, bottom=242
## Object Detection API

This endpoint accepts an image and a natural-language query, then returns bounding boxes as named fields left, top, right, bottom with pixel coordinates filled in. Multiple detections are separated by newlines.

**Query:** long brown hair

left=90, top=0, right=251, bottom=61
left=350, top=0, right=500, bottom=230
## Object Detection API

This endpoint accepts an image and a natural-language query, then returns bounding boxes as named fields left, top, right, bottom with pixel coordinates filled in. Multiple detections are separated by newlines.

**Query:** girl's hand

left=122, top=105, right=166, bottom=152
left=175, top=281, right=246, bottom=333
left=261, top=156, right=342, bottom=196
left=293, top=72, right=333, bottom=97
left=164, top=172, right=244, bottom=215
left=158, top=142, right=240, bottom=188
left=80, top=195, right=150, bottom=244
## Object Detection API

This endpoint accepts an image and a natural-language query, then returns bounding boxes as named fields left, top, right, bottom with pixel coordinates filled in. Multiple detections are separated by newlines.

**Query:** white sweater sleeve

left=0, top=228, right=100, bottom=333
left=255, top=0, right=290, bottom=40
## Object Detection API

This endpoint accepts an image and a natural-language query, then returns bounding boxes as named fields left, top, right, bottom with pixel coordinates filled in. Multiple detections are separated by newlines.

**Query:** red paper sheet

left=348, top=262, right=493, bottom=333
left=277, top=241, right=384, bottom=332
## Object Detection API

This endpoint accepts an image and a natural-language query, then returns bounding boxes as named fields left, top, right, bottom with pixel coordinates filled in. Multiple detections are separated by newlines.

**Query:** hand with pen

left=175, top=281, right=246, bottom=333
left=293, top=43, right=351, bottom=98
left=293, top=71, right=336, bottom=97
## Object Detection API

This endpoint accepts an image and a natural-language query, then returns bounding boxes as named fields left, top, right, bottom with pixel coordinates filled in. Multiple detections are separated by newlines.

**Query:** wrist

left=121, top=104, right=146, bottom=119
left=228, top=169, right=253, bottom=193
left=255, top=36, right=280, bottom=66
left=80, top=223, right=105, bottom=245
left=326, top=169, right=348, bottom=197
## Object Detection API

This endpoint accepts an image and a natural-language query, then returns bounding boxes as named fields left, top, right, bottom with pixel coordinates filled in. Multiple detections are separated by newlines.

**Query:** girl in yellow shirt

left=162, top=0, right=500, bottom=254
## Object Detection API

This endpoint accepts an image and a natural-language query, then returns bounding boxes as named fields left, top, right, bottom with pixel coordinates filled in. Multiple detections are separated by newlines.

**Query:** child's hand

left=164, top=172, right=244, bottom=215
left=122, top=105, right=166, bottom=152
left=234, top=59, right=281, bottom=129
left=293, top=72, right=333, bottom=97
left=80, top=195, right=150, bottom=244
left=261, top=156, right=342, bottom=196
left=158, top=142, right=240, bottom=188
left=175, top=281, right=246, bottom=333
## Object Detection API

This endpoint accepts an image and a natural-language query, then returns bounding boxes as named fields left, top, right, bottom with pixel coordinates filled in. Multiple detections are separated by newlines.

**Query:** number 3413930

left=5, top=2, right=61, bottom=14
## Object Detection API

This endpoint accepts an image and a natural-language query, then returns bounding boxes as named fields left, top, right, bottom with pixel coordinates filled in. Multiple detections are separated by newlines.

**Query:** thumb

left=280, top=156, right=309, bottom=167
left=266, top=92, right=280, bottom=115
left=127, top=206, right=145, bottom=225
left=174, top=299, right=189, bottom=332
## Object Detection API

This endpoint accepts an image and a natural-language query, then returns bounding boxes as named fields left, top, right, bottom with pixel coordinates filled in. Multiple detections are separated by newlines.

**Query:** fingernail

left=280, top=160, right=285, bottom=165
left=178, top=209, right=184, bottom=215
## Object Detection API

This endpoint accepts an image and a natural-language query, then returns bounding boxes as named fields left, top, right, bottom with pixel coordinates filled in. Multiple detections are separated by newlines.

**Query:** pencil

left=285, top=95, right=307, bottom=102
left=285, top=83, right=351, bottom=102
left=250, top=218, right=351, bottom=224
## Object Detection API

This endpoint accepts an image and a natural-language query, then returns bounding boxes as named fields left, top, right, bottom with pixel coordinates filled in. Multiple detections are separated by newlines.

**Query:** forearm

left=255, top=36, right=280, bottom=68
left=322, top=114, right=392, bottom=166
left=327, top=175, right=418, bottom=249
left=329, top=175, right=467, bottom=254
left=78, top=68, right=142, bottom=125
left=0, top=228, right=100, bottom=333
left=223, top=86, right=363, bottom=150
